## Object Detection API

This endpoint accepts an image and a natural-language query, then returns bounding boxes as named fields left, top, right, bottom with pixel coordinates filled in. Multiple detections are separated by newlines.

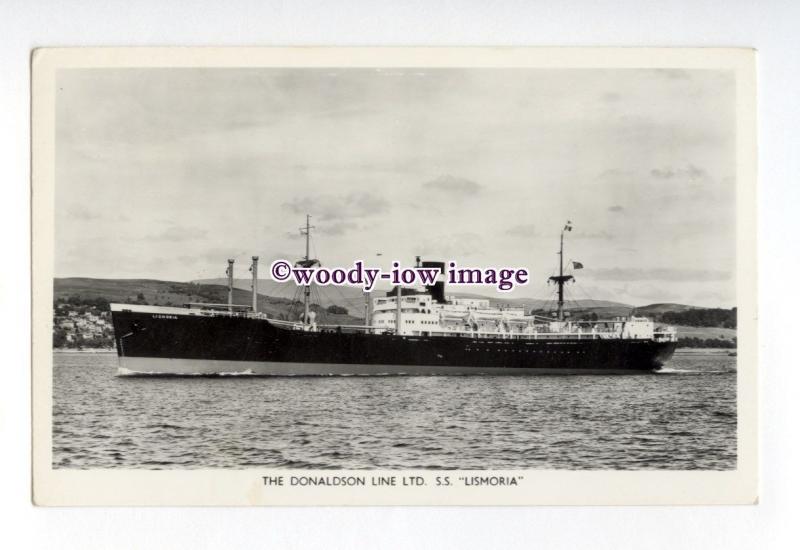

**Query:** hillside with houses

left=53, top=297, right=115, bottom=349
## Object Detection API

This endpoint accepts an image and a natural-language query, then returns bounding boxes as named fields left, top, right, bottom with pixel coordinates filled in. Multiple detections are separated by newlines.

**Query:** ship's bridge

left=371, top=294, right=440, bottom=333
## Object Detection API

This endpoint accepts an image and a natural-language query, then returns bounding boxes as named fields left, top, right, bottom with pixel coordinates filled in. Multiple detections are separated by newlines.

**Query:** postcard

left=31, top=47, right=757, bottom=505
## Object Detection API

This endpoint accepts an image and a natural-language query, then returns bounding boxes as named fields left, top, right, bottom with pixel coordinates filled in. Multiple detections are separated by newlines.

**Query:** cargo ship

left=110, top=219, right=677, bottom=376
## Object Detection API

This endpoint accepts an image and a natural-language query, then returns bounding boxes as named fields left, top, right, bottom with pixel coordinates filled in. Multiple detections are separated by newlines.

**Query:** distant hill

left=659, top=307, right=736, bottom=329
left=632, top=303, right=698, bottom=316
left=55, top=277, right=186, bottom=303
left=54, top=278, right=362, bottom=325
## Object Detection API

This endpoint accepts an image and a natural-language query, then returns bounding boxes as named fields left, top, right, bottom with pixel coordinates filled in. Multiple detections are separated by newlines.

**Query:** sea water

left=52, top=350, right=736, bottom=470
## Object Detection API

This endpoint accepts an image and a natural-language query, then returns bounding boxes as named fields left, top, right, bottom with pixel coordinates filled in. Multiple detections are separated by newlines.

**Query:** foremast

left=548, top=221, right=574, bottom=322
left=299, top=215, right=314, bottom=326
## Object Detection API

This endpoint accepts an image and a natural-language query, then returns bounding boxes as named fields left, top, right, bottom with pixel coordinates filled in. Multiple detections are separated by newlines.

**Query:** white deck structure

left=368, top=294, right=676, bottom=342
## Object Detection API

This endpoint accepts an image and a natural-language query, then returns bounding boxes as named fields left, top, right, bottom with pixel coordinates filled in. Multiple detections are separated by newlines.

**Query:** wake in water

left=657, top=367, right=733, bottom=375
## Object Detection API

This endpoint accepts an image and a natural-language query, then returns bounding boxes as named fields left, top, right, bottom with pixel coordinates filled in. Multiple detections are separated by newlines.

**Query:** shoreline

left=54, top=348, right=116, bottom=354
left=53, top=347, right=734, bottom=355
left=674, top=348, right=736, bottom=354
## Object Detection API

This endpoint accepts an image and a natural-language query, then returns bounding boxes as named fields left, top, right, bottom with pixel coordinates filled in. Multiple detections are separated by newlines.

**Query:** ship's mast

left=250, top=256, right=259, bottom=313
left=226, top=259, right=234, bottom=313
left=558, top=229, right=565, bottom=320
left=300, top=215, right=314, bottom=325
left=549, top=222, right=574, bottom=322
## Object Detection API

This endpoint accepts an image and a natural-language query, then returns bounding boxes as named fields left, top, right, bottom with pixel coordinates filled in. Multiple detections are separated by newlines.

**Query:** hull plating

left=111, top=308, right=676, bottom=376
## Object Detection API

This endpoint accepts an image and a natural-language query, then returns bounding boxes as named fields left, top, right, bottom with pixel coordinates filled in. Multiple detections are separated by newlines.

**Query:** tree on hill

left=57, top=294, right=110, bottom=309
left=53, top=328, right=67, bottom=348
left=661, top=307, right=736, bottom=329
left=677, top=336, right=737, bottom=349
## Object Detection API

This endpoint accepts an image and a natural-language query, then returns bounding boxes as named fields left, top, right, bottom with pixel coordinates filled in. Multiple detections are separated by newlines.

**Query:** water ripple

left=52, top=351, right=737, bottom=470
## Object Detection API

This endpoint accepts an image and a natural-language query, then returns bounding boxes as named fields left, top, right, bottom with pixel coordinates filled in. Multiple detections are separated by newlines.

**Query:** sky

left=55, top=67, right=737, bottom=307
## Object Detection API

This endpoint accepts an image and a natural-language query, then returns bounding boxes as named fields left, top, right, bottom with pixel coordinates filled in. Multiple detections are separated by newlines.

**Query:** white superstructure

left=368, top=292, right=676, bottom=342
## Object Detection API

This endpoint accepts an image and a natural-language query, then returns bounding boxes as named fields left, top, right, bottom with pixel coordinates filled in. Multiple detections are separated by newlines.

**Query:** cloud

left=422, top=175, right=482, bottom=196
left=691, top=289, right=730, bottom=304
left=607, top=205, right=624, bottom=213
left=53, top=68, right=736, bottom=299
left=650, top=164, right=707, bottom=180
left=625, top=283, right=681, bottom=302
left=145, top=226, right=208, bottom=242
left=596, top=168, right=633, bottom=180
left=573, top=230, right=615, bottom=240
left=285, top=222, right=359, bottom=239
left=283, top=192, right=389, bottom=221
left=318, top=221, right=358, bottom=236
left=66, top=204, right=101, bottom=221
left=589, top=267, right=732, bottom=282
left=192, top=246, right=252, bottom=265
left=418, top=232, right=484, bottom=258
left=506, top=224, right=538, bottom=238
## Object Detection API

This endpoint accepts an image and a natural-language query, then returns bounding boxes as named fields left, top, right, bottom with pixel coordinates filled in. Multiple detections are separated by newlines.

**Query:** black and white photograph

left=31, top=47, right=757, bottom=505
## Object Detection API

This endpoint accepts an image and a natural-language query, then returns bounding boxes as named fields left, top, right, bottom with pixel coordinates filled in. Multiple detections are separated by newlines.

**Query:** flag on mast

left=572, top=261, right=584, bottom=269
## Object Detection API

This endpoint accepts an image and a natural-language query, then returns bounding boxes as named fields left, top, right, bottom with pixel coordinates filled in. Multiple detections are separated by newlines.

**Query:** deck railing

left=178, top=305, right=678, bottom=342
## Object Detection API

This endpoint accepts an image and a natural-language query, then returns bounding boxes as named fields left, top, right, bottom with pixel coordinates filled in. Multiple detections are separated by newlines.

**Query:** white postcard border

left=31, top=47, right=758, bottom=506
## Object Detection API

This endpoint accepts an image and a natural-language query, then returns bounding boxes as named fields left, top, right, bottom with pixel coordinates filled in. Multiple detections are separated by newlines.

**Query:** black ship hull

left=110, top=307, right=677, bottom=376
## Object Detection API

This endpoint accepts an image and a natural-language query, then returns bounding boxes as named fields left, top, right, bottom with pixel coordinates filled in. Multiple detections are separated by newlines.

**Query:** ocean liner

left=110, top=220, right=677, bottom=376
